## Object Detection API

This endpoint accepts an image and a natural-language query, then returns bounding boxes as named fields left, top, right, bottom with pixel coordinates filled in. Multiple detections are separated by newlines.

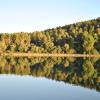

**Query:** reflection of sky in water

left=0, top=75, right=99, bottom=100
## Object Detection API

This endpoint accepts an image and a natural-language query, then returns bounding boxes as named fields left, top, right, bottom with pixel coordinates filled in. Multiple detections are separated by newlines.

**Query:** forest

left=0, top=17, right=100, bottom=54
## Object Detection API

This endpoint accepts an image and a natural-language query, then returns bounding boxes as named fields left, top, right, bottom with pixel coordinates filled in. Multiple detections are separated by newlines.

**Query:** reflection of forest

left=0, top=57, right=99, bottom=92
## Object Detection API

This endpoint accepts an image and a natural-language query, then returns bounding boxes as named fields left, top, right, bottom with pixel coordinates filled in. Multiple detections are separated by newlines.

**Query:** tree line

left=0, top=17, right=100, bottom=54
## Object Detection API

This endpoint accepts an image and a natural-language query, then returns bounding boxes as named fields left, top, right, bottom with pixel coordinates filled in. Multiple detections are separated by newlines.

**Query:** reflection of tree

left=0, top=57, right=99, bottom=92
left=83, top=59, right=95, bottom=77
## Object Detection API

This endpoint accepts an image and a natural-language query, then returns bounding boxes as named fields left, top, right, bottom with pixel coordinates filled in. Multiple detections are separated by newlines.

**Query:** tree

left=83, top=33, right=95, bottom=53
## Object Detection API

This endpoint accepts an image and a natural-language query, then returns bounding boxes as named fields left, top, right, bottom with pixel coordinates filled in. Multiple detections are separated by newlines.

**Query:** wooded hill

left=0, top=17, right=100, bottom=54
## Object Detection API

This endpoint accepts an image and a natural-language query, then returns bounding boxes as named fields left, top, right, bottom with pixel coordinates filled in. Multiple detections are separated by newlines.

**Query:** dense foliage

left=0, top=17, right=100, bottom=54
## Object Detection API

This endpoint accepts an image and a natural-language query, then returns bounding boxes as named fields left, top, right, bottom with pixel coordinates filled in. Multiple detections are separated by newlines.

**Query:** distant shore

left=1, top=53, right=100, bottom=58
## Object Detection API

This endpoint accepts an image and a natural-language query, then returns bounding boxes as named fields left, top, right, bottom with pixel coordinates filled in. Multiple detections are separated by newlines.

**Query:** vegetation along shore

left=0, top=17, right=100, bottom=57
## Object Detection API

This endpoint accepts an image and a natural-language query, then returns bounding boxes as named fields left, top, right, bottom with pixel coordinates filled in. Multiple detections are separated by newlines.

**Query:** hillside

left=0, top=17, right=100, bottom=54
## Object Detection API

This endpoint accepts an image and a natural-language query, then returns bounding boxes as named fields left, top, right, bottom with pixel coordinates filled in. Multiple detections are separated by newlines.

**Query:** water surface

left=0, top=57, right=99, bottom=100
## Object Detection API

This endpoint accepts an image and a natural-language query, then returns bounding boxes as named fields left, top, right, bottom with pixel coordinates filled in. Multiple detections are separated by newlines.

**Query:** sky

left=0, top=0, right=100, bottom=33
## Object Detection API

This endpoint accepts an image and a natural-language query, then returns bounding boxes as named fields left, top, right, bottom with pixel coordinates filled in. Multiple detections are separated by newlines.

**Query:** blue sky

left=0, top=0, right=100, bottom=33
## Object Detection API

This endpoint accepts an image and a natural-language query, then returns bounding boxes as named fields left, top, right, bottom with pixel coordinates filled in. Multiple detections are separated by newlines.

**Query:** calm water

left=0, top=57, right=99, bottom=100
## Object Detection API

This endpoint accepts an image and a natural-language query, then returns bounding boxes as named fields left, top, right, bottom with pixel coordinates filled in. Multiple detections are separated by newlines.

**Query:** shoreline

left=1, top=53, right=100, bottom=58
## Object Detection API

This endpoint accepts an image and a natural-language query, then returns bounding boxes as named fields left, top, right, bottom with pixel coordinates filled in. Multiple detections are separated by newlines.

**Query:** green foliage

left=83, top=34, right=95, bottom=53
left=0, top=17, right=99, bottom=54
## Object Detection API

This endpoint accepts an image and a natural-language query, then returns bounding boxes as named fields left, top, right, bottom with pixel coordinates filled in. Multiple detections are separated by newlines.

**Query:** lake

left=0, top=57, right=99, bottom=100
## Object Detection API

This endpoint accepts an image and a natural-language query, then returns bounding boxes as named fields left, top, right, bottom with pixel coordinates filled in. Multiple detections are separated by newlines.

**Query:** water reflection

left=0, top=56, right=100, bottom=92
